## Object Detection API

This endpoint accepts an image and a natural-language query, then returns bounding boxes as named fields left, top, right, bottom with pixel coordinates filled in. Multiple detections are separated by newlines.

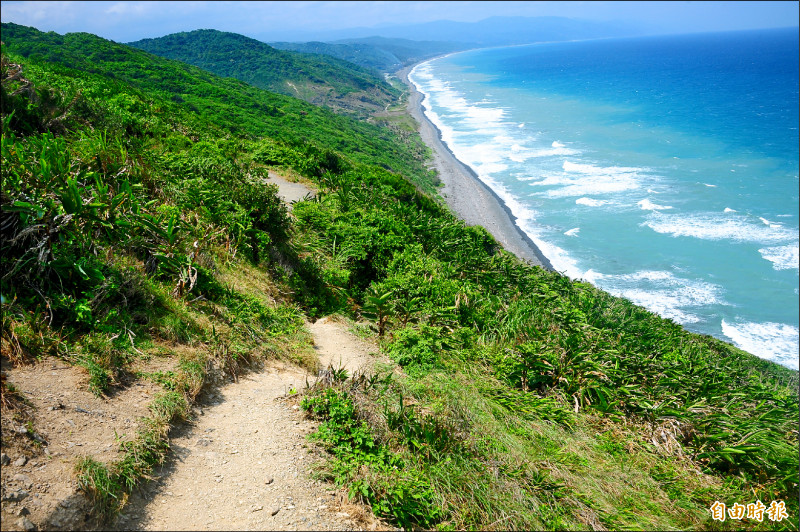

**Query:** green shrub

left=301, top=386, right=444, bottom=529
left=385, top=324, right=446, bottom=369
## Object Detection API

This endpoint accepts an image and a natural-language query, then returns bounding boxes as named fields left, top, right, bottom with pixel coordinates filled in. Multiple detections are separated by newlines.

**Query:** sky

left=1, top=1, right=798, bottom=43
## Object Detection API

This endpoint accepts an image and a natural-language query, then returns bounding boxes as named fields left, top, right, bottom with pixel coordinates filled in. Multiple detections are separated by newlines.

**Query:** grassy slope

left=127, top=29, right=400, bottom=117
left=1, top=24, right=797, bottom=531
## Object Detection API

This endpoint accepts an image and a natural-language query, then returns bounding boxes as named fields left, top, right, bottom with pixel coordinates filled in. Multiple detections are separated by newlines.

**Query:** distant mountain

left=128, top=29, right=400, bottom=117
left=271, top=37, right=469, bottom=73
left=257, top=16, right=645, bottom=46
left=367, top=16, right=645, bottom=45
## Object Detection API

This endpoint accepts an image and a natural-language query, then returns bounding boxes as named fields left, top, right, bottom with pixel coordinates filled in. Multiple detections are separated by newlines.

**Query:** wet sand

left=398, top=65, right=553, bottom=270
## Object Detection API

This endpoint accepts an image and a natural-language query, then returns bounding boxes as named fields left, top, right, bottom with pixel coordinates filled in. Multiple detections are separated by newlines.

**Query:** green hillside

left=128, top=29, right=400, bottom=117
left=0, top=23, right=436, bottom=194
left=1, top=22, right=797, bottom=532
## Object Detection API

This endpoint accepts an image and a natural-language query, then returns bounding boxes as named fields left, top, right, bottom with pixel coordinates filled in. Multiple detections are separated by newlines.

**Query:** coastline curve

left=398, top=59, right=554, bottom=271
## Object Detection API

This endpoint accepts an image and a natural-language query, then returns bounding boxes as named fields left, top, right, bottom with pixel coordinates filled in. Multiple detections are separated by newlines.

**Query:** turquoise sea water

left=409, top=28, right=799, bottom=369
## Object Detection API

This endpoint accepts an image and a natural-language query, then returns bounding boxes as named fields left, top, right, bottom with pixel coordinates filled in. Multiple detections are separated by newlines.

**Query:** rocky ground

left=1, top=354, right=174, bottom=531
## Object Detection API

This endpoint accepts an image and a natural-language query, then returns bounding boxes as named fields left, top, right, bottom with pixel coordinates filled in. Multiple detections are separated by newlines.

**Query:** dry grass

left=217, top=259, right=284, bottom=306
left=331, top=488, right=396, bottom=531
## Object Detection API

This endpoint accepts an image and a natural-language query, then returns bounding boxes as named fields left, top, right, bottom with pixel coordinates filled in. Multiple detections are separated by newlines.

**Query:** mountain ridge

left=127, top=28, right=400, bottom=117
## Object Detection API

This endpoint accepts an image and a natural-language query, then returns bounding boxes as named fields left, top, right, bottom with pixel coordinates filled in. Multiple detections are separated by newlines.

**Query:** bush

left=385, top=324, right=445, bottom=369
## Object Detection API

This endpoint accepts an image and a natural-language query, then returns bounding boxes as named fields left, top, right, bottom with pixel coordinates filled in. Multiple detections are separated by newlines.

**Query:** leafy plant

left=359, top=287, right=393, bottom=337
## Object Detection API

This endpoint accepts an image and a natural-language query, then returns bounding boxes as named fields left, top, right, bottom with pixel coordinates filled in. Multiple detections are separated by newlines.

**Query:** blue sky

left=1, top=1, right=797, bottom=42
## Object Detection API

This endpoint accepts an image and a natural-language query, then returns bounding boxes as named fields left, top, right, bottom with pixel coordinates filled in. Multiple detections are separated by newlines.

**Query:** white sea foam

left=479, top=177, right=539, bottom=225
left=576, top=197, right=610, bottom=207
left=527, top=235, right=583, bottom=279
left=564, top=227, right=580, bottom=237
left=758, top=244, right=800, bottom=270
left=724, top=207, right=736, bottom=213
left=463, top=105, right=506, bottom=127
left=526, top=145, right=581, bottom=158
left=518, top=123, right=525, bottom=128
left=759, top=217, right=784, bottom=229
left=552, top=141, right=565, bottom=148
left=508, top=143, right=534, bottom=162
left=582, top=270, right=725, bottom=324
left=514, top=217, right=583, bottom=278
left=532, top=161, right=646, bottom=198
left=704, top=183, right=717, bottom=187
left=474, top=161, right=509, bottom=177
left=414, top=69, right=511, bottom=151
left=637, top=199, right=673, bottom=210
left=563, top=161, right=639, bottom=175
left=431, top=87, right=506, bottom=130
left=721, top=320, right=799, bottom=370
left=424, top=75, right=570, bottom=166
left=643, top=212, right=797, bottom=243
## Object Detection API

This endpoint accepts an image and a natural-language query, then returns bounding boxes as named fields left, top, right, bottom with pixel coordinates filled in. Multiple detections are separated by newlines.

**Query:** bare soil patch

left=266, top=171, right=316, bottom=207
left=1, top=356, right=167, bottom=531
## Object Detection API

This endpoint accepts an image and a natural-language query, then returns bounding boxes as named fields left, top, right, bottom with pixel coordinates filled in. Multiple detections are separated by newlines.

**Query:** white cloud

left=104, top=1, right=152, bottom=16
left=1, top=1, right=79, bottom=26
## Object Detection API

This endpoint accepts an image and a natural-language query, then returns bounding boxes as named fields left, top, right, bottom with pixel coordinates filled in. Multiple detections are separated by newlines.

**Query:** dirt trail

left=266, top=171, right=315, bottom=207
left=310, top=318, right=381, bottom=376
left=114, top=317, right=386, bottom=531
left=1, top=178, right=386, bottom=532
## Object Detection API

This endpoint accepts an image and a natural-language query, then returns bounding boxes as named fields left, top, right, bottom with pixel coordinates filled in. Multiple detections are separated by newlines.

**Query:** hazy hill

left=360, top=16, right=645, bottom=45
left=269, top=16, right=645, bottom=74
left=271, top=37, right=469, bottom=73
left=258, top=15, right=645, bottom=46
left=128, top=29, right=400, bottom=117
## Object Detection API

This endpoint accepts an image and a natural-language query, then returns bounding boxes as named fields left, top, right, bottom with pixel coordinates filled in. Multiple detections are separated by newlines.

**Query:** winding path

left=114, top=318, right=386, bottom=531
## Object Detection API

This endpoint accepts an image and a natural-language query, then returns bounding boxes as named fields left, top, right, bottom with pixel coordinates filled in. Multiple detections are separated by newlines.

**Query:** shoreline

left=397, top=62, right=554, bottom=271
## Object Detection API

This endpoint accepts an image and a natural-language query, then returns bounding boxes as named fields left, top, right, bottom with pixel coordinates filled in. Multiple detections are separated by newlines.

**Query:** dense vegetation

left=0, top=23, right=438, bottom=195
left=2, top=23, right=797, bottom=531
left=128, top=29, right=400, bottom=117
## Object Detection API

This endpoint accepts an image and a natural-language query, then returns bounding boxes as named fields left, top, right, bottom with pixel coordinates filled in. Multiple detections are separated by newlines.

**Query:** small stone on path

left=13, top=474, right=33, bottom=489
left=17, top=517, right=36, bottom=531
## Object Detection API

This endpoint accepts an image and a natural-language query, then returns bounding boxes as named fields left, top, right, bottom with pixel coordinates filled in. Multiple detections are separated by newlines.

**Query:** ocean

left=409, top=28, right=799, bottom=369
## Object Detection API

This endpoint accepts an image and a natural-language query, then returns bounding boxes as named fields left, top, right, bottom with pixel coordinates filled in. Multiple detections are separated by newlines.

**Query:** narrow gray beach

left=398, top=64, right=553, bottom=271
